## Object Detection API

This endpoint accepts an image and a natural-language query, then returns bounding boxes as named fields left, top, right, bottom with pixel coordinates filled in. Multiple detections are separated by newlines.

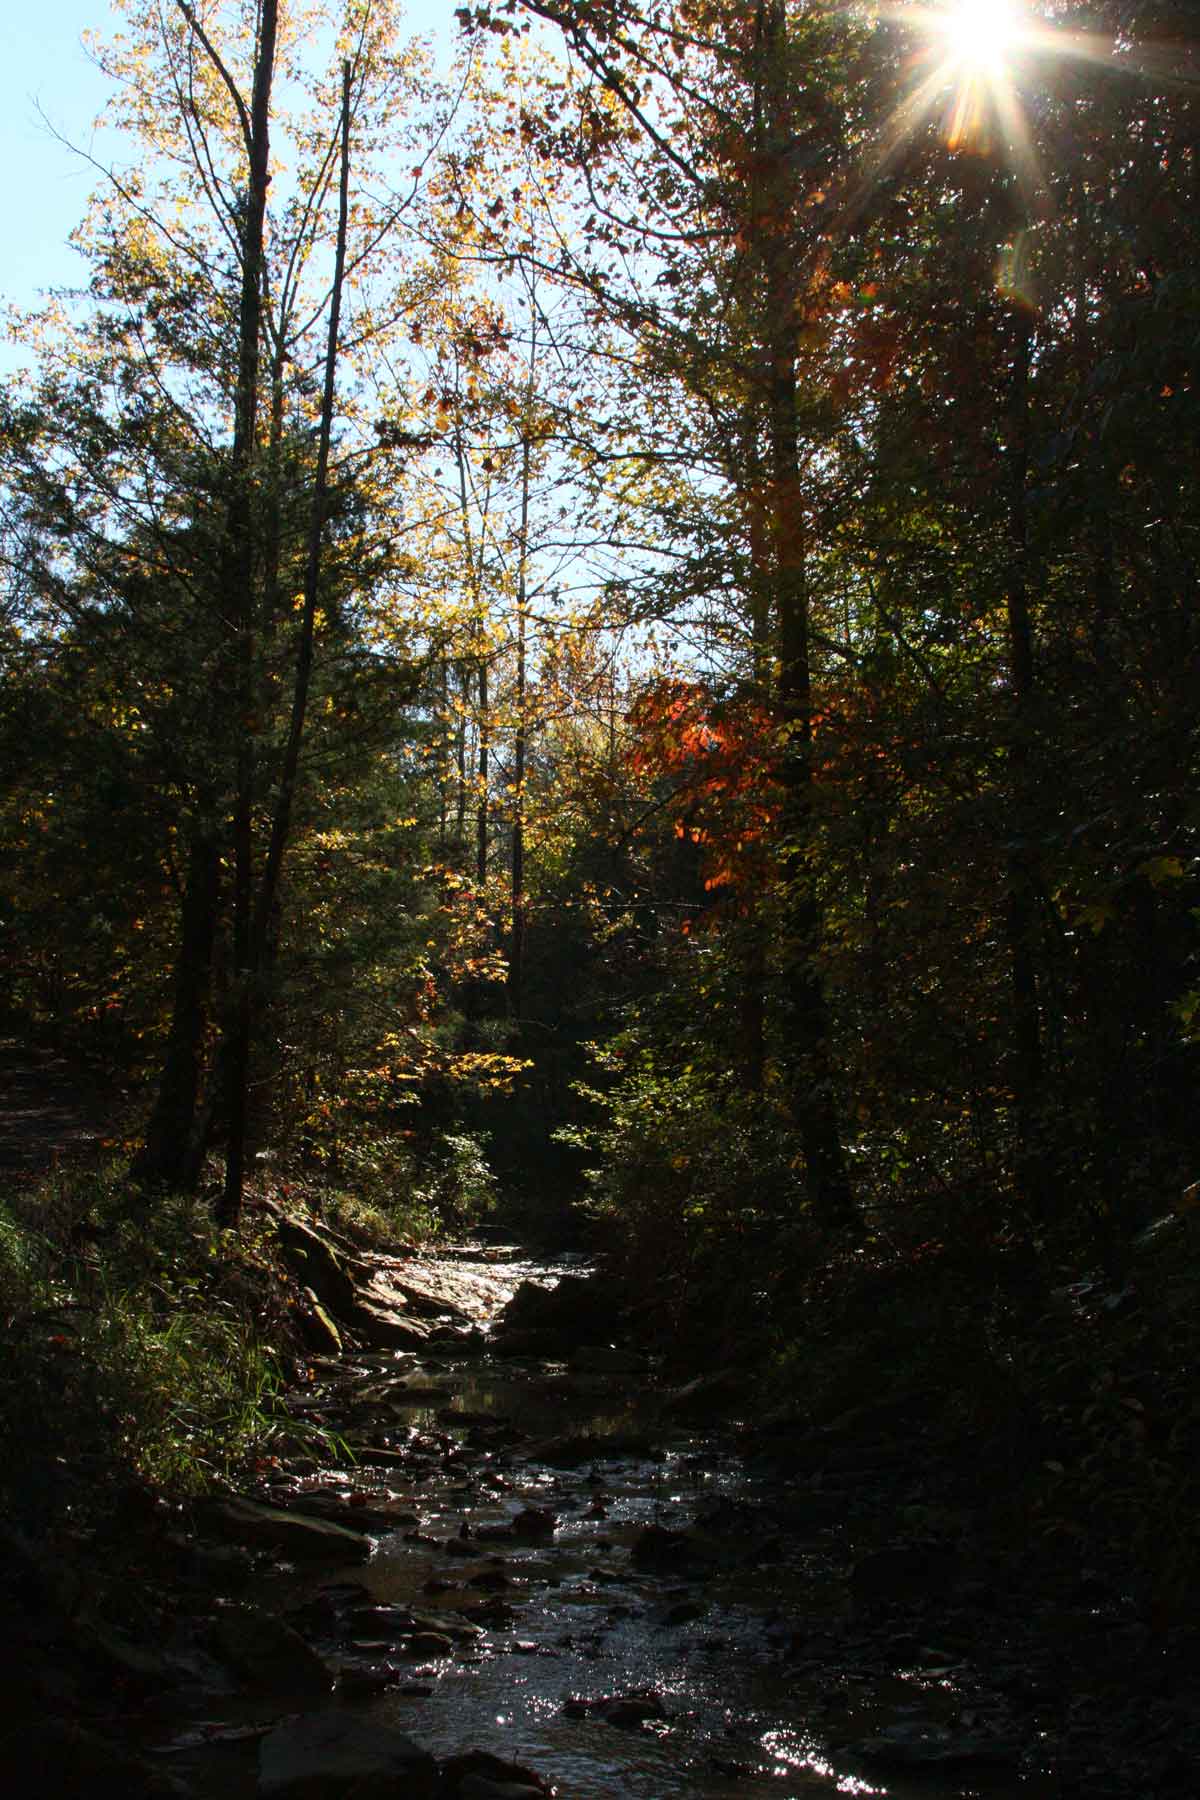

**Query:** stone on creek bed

left=208, top=1601, right=332, bottom=1696
left=273, top=1213, right=358, bottom=1318
left=853, top=1720, right=1023, bottom=1769
left=490, top=1274, right=621, bottom=1353
left=850, top=1540, right=962, bottom=1603
left=258, top=1709, right=437, bottom=1797
left=562, top=1690, right=669, bottom=1729
left=441, top=1750, right=554, bottom=1797
left=349, top=1294, right=445, bottom=1349
left=203, top=1495, right=372, bottom=1560
left=258, top=1716, right=554, bottom=1799
left=566, top=1343, right=646, bottom=1374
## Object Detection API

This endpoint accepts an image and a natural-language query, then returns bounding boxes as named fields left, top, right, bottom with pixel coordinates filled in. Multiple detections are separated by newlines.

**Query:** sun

left=851, top=0, right=1131, bottom=239
left=940, top=0, right=1022, bottom=73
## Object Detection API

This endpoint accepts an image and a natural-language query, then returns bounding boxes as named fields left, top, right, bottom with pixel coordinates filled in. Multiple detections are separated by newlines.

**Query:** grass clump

left=0, top=1165, right=296, bottom=1530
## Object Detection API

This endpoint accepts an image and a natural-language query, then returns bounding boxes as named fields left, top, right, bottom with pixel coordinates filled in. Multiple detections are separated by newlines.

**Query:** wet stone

left=258, top=1708, right=437, bottom=1797
left=441, top=1749, right=553, bottom=1797
left=855, top=1721, right=1023, bottom=1769
left=562, top=1689, right=669, bottom=1729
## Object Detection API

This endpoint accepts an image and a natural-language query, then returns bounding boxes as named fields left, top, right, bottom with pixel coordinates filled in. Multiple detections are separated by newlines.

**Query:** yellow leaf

left=1138, top=855, right=1185, bottom=887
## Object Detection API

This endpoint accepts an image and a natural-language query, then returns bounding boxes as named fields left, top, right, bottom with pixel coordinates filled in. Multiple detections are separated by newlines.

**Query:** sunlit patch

left=760, top=1727, right=886, bottom=1793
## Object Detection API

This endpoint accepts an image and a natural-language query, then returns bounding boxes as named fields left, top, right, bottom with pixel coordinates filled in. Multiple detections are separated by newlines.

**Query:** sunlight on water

left=761, top=1728, right=886, bottom=1794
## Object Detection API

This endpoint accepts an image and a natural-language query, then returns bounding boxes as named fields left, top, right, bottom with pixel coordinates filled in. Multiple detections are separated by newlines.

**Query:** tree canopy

left=2, top=0, right=1197, bottom=1281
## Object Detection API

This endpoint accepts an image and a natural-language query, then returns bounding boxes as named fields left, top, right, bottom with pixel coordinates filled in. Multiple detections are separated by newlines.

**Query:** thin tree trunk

left=508, top=288, right=538, bottom=1023
left=132, top=830, right=219, bottom=1187
left=455, top=673, right=468, bottom=848
left=738, top=406, right=769, bottom=1093
left=757, top=0, right=852, bottom=1227
left=452, top=427, right=491, bottom=886
left=254, top=61, right=352, bottom=960
left=164, top=0, right=278, bottom=1213
left=438, top=655, right=450, bottom=852
left=218, top=0, right=280, bottom=1228
left=219, top=61, right=353, bottom=1226
left=477, top=657, right=489, bottom=884
left=1005, top=308, right=1044, bottom=1217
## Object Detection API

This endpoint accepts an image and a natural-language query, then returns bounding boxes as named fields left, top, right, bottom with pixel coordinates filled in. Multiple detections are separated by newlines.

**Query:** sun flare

left=940, top=0, right=1021, bottom=73
left=854, top=1, right=1128, bottom=257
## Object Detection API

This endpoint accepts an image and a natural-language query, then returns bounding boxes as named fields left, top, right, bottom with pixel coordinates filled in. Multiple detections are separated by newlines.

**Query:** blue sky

left=0, top=1, right=450, bottom=324
left=1, top=3, right=116, bottom=309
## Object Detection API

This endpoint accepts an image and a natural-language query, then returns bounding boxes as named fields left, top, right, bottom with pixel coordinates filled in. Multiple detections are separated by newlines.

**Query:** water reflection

left=257, top=1256, right=1060, bottom=1800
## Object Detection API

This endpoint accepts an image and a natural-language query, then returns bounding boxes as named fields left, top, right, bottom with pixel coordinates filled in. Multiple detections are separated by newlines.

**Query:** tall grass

left=0, top=1167, right=295, bottom=1525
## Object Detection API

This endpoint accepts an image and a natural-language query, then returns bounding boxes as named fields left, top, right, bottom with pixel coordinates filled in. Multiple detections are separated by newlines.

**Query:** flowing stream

left=163, top=1251, right=1058, bottom=1798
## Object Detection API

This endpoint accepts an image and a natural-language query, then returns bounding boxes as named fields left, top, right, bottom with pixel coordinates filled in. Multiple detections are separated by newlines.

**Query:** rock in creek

left=631, top=1523, right=708, bottom=1572
left=204, top=1495, right=372, bottom=1560
left=441, top=1749, right=554, bottom=1796
left=207, top=1601, right=331, bottom=1697
left=566, top=1343, right=646, bottom=1373
left=350, top=1294, right=443, bottom=1349
left=850, top=1541, right=961, bottom=1604
left=562, top=1690, right=669, bottom=1729
left=25, top=1721, right=185, bottom=1799
left=854, top=1720, right=1022, bottom=1768
left=491, top=1274, right=618, bottom=1352
left=273, top=1214, right=358, bottom=1318
left=296, top=1287, right=343, bottom=1355
left=258, top=1709, right=438, bottom=1797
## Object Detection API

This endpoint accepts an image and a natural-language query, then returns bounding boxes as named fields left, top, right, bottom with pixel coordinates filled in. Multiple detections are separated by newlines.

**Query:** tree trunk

left=213, top=0, right=280, bottom=1227
left=737, top=405, right=770, bottom=1093
left=254, top=61, right=352, bottom=960
left=1004, top=308, right=1044, bottom=1219
left=477, top=656, right=490, bottom=884
left=132, top=831, right=219, bottom=1187
left=509, top=289, right=537, bottom=1024
left=757, top=0, right=852, bottom=1228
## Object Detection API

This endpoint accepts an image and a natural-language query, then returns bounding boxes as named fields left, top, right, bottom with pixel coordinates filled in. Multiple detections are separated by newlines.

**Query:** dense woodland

left=5, top=10, right=1200, bottom=1793
left=2, top=0, right=1199, bottom=1485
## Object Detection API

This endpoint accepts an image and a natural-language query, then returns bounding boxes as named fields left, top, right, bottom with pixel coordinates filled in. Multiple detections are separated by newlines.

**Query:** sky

left=0, top=0, right=450, bottom=331
left=1, top=3, right=117, bottom=310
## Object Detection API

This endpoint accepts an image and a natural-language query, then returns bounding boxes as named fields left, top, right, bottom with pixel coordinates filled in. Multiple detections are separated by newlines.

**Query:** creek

left=159, top=1249, right=1060, bottom=1799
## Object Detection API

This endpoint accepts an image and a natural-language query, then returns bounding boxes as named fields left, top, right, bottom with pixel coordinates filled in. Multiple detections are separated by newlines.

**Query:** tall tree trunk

left=452, top=428, right=491, bottom=887
left=254, top=61, right=352, bottom=961
left=132, top=830, right=219, bottom=1187
left=757, top=0, right=852, bottom=1227
left=508, top=287, right=538, bottom=1024
left=153, top=0, right=277, bottom=1209
left=222, top=61, right=353, bottom=1226
left=438, top=655, right=450, bottom=852
left=1004, top=307, right=1044, bottom=1218
left=477, top=657, right=490, bottom=884
left=736, top=406, right=769, bottom=1093
left=217, top=0, right=280, bottom=1227
left=455, top=671, right=468, bottom=849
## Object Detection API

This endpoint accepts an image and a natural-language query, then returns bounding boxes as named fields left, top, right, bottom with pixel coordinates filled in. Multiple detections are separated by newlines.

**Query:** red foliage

left=627, top=681, right=782, bottom=922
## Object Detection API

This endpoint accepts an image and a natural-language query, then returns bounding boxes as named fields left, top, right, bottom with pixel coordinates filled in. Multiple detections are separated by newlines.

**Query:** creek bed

left=164, top=1254, right=1061, bottom=1798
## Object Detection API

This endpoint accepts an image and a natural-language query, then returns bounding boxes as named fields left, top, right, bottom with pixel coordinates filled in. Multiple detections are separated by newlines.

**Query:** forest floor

left=0, top=1037, right=129, bottom=1175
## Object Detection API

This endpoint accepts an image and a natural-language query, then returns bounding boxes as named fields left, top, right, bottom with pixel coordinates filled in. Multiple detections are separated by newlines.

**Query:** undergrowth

left=311, top=1127, right=498, bottom=1246
left=759, top=1215, right=1200, bottom=1623
left=0, top=1164, right=311, bottom=1529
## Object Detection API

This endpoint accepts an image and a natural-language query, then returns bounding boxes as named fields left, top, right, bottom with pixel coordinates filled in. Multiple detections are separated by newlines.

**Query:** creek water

left=169, top=1253, right=1058, bottom=1798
